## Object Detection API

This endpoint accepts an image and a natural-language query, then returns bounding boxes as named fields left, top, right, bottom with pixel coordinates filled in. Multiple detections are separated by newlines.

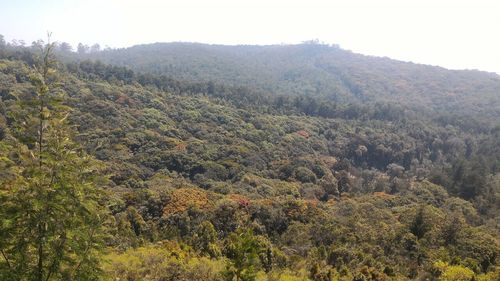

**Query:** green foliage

left=410, top=206, right=433, bottom=239
left=0, top=39, right=108, bottom=280
left=224, top=229, right=267, bottom=281
left=294, top=167, right=317, bottom=183
left=71, top=42, right=500, bottom=121
left=192, top=221, right=221, bottom=258
left=0, top=36, right=498, bottom=280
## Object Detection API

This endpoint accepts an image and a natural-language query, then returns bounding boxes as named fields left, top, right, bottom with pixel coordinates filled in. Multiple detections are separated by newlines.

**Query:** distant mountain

left=79, top=42, right=500, bottom=118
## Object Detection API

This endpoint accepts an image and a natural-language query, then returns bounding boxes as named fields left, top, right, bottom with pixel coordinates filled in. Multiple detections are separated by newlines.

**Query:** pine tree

left=223, top=229, right=264, bottom=281
left=0, top=35, right=108, bottom=281
left=410, top=206, right=431, bottom=240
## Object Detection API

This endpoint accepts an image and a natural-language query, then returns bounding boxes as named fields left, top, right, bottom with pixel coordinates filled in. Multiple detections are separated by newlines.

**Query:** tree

left=0, top=36, right=108, bottom=280
left=223, top=229, right=264, bottom=281
left=294, top=166, right=317, bottom=183
left=31, top=39, right=44, bottom=50
left=410, top=206, right=432, bottom=240
left=337, top=170, right=352, bottom=197
left=11, top=39, right=26, bottom=47
left=57, top=42, right=72, bottom=53
left=441, top=215, right=463, bottom=245
left=193, top=221, right=221, bottom=258
left=90, top=43, right=101, bottom=53
left=77, top=43, right=89, bottom=54
left=0, top=34, right=5, bottom=57
left=432, top=261, right=475, bottom=281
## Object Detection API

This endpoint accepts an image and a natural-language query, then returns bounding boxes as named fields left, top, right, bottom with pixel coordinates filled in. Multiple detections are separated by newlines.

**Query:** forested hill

left=0, top=40, right=499, bottom=280
left=75, top=42, right=500, bottom=118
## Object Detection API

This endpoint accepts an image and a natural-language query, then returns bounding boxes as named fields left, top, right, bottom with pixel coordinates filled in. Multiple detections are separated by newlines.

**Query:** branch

left=0, top=249, right=12, bottom=270
left=44, top=234, right=66, bottom=281
left=73, top=228, right=96, bottom=277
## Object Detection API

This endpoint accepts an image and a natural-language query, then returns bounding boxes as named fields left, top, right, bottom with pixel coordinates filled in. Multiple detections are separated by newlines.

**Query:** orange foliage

left=253, top=198, right=274, bottom=207
left=304, top=199, right=319, bottom=207
left=175, top=142, right=187, bottom=151
left=227, top=194, right=251, bottom=207
left=296, top=130, right=310, bottom=138
left=163, top=188, right=214, bottom=216
left=285, top=200, right=308, bottom=219
left=115, top=93, right=135, bottom=106
left=373, top=192, right=395, bottom=200
left=319, top=155, right=337, bottom=168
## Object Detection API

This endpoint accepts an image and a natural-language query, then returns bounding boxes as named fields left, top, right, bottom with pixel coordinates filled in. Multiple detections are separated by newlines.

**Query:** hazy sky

left=1, top=0, right=499, bottom=73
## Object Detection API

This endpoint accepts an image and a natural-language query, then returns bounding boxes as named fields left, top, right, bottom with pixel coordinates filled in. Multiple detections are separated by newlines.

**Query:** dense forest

left=0, top=36, right=499, bottom=280
left=76, top=41, right=500, bottom=119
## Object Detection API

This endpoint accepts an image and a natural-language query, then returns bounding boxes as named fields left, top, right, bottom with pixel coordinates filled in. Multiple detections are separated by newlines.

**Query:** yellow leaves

left=46, top=68, right=57, bottom=76
left=440, top=266, right=474, bottom=281
left=103, top=243, right=225, bottom=281
left=185, top=110, right=201, bottom=120
left=78, top=88, right=92, bottom=97
left=433, top=260, right=450, bottom=271
left=318, top=155, right=337, bottom=168
left=475, top=268, right=500, bottom=281
left=41, top=107, right=51, bottom=119
left=163, top=188, right=216, bottom=216
left=0, top=61, right=8, bottom=71
left=433, top=261, right=475, bottom=281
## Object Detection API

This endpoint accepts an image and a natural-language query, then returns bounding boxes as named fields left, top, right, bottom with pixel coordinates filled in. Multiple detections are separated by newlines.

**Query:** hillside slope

left=79, top=42, right=500, bottom=117
left=0, top=44, right=499, bottom=279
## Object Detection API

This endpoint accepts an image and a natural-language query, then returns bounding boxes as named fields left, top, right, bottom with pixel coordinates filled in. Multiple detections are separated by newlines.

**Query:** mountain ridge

left=71, top=42, right=500, bottom=119
left=97, top=41, right=500, bottom=75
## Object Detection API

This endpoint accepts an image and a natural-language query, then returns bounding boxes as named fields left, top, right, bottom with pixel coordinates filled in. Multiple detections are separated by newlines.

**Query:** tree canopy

left=0, top=37, right=498, bottom=280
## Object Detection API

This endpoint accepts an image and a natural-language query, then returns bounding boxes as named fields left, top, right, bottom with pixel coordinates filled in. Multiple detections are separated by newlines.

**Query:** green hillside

left=0, top=41, right=498, bottom=280
left=79, top=42, right=500, bottom=118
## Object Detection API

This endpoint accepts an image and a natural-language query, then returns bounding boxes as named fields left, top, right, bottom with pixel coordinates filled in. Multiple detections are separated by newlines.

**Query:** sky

left=1, top=0, right=499, bottom=74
